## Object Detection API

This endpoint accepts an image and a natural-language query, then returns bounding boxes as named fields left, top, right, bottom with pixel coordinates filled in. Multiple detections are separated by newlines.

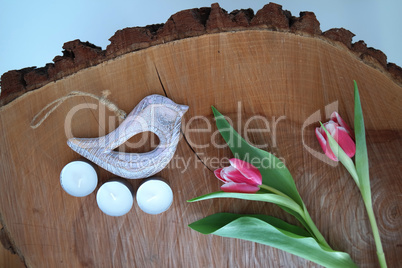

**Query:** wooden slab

left=0, top=30, right=401, bottom=267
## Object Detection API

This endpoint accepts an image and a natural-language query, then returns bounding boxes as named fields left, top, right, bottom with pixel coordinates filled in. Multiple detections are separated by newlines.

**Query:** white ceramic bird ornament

left=67, top=94, right=189, bottom=179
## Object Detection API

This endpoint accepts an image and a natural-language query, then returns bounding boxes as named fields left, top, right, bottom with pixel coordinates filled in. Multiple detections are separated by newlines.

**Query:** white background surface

left=1, top=0, right=401, bottom=79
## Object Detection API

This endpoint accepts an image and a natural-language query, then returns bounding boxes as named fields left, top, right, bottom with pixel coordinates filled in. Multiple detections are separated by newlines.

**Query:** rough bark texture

left=1, top=2, right=400, bottom=106
left=322, top=28, right=355, bottom=49
left=250, top=2, right=291, bottom=30
left=290, top=12, right=321, bottom=35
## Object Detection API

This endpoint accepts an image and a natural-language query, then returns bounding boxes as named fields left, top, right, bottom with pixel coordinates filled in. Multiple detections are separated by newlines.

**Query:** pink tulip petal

left=316, top=126, right=338, bottom=160
left=337, top=127, right=356, bottom=157
left=331, top=112, right=353, bottom=136
left=214, top=168, right=226, bottom=183
left=325, top=127, right=356, bottom=161
left=315, top=124, right=338, bottom=161
left=229, top=158, right=262, bottom=186
left=324, top=121, right=337, bottom=136
left=315, top=127, right=327, bottom=153
left=220, top=166, right=248, bottom=184
left=221, top=182, right=260, bottom=193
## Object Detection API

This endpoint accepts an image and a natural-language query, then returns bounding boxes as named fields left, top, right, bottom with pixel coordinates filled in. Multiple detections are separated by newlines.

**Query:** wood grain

left=0, top=30, right=401, bottom=267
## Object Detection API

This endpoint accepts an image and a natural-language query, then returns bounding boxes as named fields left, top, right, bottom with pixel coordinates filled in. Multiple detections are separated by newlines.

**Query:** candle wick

left=110, top=192, right=117, bottom=201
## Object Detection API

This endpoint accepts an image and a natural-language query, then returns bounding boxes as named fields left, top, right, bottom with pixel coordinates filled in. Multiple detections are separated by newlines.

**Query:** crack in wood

left=0, top=227, right=15, bottom=254
left=154, top=65, right=168, bottom=98
left=154, top=65, right=213, bottom=173
left=180, top=130, right=214, bottom=173
left=0, top=214, right=28, bottom=267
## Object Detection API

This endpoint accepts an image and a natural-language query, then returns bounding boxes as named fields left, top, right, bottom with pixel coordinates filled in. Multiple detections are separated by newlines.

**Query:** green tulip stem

left=259, top=184, right=291, bottom=200
left=301, top=204, right=331, bottom=249
left=259, top=184, right=331, bottom=249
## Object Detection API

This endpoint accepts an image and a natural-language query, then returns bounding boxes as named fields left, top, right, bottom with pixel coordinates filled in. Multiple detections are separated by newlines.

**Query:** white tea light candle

left=96, top=180, right=134, bottom=217
left=136, top=178, right=173, bottom=215
left=60, top=161, right=98, bottom=197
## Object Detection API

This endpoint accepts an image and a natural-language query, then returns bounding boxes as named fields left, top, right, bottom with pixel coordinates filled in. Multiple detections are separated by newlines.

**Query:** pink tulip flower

left=214, top=158, right=262, bottom=193
left=315, top=112, right=356, bottom=161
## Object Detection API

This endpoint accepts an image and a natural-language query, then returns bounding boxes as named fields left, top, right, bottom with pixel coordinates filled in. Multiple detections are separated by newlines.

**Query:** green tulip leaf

left=188, top=190, right=314, bottom=238
left=189, top=213, right=357, bottom=268
left=188, top=191, right=304, bottom=217
left=352, top=82, right=387, bottom=268
left=353, top=81, right=370, bottom=199
left=212, top=106, right=304, bottom=207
